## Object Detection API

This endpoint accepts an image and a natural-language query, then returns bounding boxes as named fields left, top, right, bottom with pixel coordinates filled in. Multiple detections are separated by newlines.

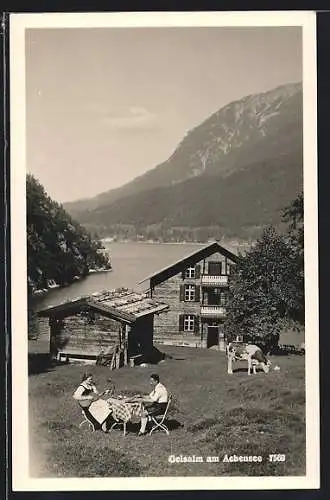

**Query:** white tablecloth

left=88, top=399, right=111, bottom=423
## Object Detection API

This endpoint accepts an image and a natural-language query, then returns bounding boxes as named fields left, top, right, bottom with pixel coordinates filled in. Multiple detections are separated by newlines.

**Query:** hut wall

left=29, top=315, right=49, bottom=340
left=50, top=311, right=122, bottom=357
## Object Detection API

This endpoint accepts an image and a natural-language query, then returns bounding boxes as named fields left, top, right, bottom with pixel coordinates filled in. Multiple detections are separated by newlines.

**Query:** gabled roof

left=37, top=288, right=169, bottom=324
left=138, top=241, right=239, bottom=288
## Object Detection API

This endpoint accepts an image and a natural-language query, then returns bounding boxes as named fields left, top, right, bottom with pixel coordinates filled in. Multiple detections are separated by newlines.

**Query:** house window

left=182, top=264, right=200, bottom=280
left=184, top=315, right=195, bottom=332
left=185, top=284, right=195, bottom=301
left=208, top=261, right=222, bottom=276
left=185, top=266, right=196, bottom=279
left=179, top=314, right=199, bottom=333
left=219, top=292, right=227, bottom=306
left=211, top=289, right=227, bottom=305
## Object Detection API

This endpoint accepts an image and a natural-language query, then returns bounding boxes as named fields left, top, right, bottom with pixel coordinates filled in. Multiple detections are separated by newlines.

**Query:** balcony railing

left=201, top=305, right=226, bottom=317
left=201, top=275, right=228, bottom=286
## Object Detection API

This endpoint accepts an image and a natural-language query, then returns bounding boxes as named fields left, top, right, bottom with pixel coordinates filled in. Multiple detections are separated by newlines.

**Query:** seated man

left=138, top=373, right=168, bottom=436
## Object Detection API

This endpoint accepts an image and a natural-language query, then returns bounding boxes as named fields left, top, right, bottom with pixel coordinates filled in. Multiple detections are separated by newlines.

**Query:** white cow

left=227, top=342, right=271, bottom=375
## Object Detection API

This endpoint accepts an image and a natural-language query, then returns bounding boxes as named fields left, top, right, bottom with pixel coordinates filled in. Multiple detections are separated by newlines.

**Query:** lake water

left=33, top=242, right=209, bottom=310
left=31, top=241, right=304, bottom=346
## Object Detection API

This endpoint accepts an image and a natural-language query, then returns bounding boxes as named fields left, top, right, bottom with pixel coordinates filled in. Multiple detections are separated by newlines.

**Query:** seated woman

left=137, top=373, right=168, bottom=436
left=73, top=372, right=110, bottom=430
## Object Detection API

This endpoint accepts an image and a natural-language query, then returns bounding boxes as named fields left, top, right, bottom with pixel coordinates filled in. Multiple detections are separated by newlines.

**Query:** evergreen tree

left=282, top=193, right=304, bottom=324
left=225, top=194, right=304, bottom=351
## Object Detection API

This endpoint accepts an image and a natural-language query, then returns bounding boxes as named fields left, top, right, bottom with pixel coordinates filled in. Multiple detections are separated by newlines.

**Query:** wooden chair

left=149, top=396, right=172, bottom=436
left=109, top=419, right=127, bottom=437
left=79, top=409, right=96, bottom=432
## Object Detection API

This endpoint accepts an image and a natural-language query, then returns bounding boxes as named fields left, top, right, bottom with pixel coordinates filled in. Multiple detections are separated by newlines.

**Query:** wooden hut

left=37, top=288, right=169, bottom=368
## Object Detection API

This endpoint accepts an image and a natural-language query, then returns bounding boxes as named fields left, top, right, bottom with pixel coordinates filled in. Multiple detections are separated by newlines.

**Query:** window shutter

left=181, top=270, right=185, bottom=279
left=195, top=285, right=200, bottom=302
left=195, top=264, right=200, bottom=279
left=179, top=314, right=184, bottom=332
left=194, top=315, right=199, bottom=333
left=179, top=285, right=185, bottom=301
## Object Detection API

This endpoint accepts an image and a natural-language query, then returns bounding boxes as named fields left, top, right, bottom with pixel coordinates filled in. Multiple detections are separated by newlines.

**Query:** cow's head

left=262, top=359, right=272, bottom=373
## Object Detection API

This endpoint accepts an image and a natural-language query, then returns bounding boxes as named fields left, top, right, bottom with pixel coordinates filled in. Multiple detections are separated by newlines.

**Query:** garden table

left=106, top=397, right=144, bottom=423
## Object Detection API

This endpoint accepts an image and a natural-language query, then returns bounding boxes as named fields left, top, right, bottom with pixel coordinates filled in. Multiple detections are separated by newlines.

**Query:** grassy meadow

left=28, top=343, right=305, bottom=478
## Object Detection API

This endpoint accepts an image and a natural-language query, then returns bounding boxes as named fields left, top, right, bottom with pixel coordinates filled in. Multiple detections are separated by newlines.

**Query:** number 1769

left=268, top=454, right=286, bottom=462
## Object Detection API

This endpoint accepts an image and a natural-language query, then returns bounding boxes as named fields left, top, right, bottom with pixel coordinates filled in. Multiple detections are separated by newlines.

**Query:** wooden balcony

left=201, top=305, right=226, bottom=317
left=201, top=275, right=228, bottom=286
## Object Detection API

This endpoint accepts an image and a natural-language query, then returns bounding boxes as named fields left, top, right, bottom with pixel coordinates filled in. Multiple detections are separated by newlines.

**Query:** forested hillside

left=79, top=150, right=302, bottom=241
left=27, top=174, right=111, bottom=292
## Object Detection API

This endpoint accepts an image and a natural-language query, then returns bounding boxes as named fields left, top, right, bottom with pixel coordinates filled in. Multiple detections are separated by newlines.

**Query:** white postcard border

left=10, top=10, right=319, bottom=491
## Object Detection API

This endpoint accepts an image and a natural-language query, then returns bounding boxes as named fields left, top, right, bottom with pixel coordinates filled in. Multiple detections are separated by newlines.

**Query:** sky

left=25, top=26, right=302, bottom=203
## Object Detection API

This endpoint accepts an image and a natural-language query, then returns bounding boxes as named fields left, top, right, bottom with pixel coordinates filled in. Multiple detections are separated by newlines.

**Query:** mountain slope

left=65, top=82, right=302, bottom=216
left=78, top=150, right=302, bottom=237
